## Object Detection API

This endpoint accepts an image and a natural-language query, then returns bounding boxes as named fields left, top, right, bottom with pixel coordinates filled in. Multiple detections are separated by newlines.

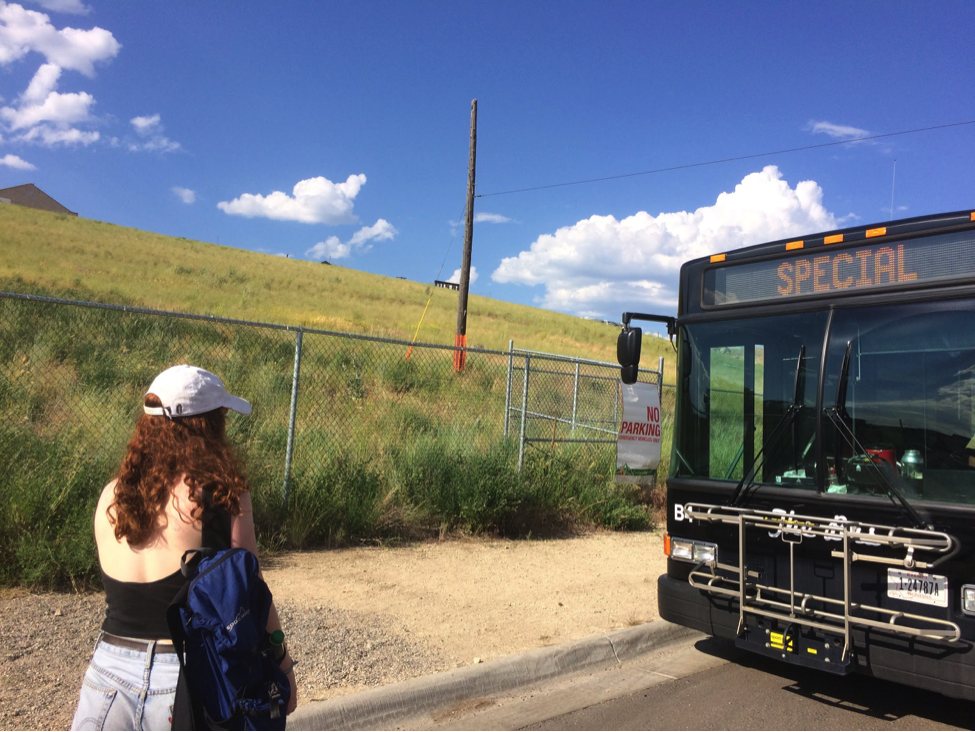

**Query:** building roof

left=0, top=183, right=77, bottom=216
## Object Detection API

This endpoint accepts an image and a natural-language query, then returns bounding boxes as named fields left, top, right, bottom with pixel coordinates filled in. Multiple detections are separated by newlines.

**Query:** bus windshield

left=824, top=298, right=975, bottom=505
left=671, top=299, right=975, bottom=506
left=672, top=311, right=827, bottom=486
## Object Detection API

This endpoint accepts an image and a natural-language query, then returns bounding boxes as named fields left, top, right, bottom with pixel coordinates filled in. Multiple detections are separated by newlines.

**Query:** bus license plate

left=887, top=569, right=948, bottom=607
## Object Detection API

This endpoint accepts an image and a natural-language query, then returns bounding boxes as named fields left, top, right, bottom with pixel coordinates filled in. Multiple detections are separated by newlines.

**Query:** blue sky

left=1, top=1, right=973, bottom=320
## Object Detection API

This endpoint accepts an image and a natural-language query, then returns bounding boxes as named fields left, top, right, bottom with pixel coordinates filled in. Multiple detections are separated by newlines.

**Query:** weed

left=0, top=262, right=668, bottom=589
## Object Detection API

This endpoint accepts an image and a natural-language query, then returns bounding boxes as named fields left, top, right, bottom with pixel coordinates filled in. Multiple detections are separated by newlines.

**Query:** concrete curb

left=288, top=620, right=701, bottom=730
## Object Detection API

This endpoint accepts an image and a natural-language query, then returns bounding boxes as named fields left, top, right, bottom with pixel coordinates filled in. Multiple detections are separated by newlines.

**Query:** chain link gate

left=503, top=342, right=664, bottom=471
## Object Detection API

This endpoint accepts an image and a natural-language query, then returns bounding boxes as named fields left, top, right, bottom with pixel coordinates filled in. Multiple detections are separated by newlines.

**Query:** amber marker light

left=710, top=253, right=726, bottom=263
left=785, top=240, right=804, bottom=250
left=971, top=212, right=975, bottom=221
left=824, top=234, right=844, bottom=245
left=866, top=227, right=887, bottom=238
left=663, top=534, right=671, bottom=557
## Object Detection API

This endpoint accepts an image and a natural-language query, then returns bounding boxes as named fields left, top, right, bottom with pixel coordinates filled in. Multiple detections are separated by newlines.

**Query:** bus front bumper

left=657, top=573, right=975, bottom=701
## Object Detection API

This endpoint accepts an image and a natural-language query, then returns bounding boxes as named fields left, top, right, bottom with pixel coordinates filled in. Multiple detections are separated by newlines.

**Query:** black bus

left=618, top=209, right=975, bottom=700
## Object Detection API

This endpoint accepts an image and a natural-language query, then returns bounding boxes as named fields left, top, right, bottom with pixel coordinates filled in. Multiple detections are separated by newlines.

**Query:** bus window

left=708, top=345, right=766, bottom=480
left=824, top=299, right=975, bottom=504
left=709, top=345, right=746, bottom=479
left=673, top=312, right=827, bottom=486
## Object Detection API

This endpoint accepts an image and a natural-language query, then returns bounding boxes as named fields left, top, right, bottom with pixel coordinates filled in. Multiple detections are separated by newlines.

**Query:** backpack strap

left=167, top=488, right=233, bottom=730
left=201, top=488, right=232, bottom=552
left=167, top=573, right=203, bottom=730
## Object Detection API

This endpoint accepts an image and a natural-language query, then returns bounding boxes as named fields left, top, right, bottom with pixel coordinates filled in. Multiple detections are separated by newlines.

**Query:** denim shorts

left=71, top=635, right=179, bottom=731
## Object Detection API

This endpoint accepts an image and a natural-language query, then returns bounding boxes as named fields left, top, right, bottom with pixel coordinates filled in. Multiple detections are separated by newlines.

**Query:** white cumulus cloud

left=0, top=6, right=119, bottom=147
left=0, top=2, right=119, bottom=76
left=492, top=165, right=839, bottom=318
left=0, top=152, right=33, bottom=168
left=305, top=218, right=398, bottom=261
left=306, top=237, right=349, bottom=261
left=447, top=266, right=479, bottom=285
left=347, top=218, right=396, bottom=251
left=172, top=186, right=195, bottom=204
left=17, top=122, right=94, bottom=144
left=1, top=63, right=93, bottom=131
left=21, top=59, right=59, bottom=102
left=219, top=174, right=366, bottom=225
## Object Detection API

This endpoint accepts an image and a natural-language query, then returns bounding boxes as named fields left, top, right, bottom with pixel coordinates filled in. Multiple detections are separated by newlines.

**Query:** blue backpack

left=167, top=546, right=291, bottom=730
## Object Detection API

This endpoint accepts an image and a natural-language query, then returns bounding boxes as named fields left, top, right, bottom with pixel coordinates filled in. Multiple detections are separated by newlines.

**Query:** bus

left=617, top=209, right=975, bottom=700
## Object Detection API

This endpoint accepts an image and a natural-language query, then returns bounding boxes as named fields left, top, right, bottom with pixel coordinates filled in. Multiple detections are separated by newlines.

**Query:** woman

left=71, top=365, right=298, bottom=730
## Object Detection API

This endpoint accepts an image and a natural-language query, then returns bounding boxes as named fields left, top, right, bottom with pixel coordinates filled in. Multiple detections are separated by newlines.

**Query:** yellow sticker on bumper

left=770, top=632, right=794, bottom=651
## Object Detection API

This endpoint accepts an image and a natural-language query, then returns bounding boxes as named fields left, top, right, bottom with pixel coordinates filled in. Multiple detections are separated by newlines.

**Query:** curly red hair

left=108, top=393, right=249, bottom=545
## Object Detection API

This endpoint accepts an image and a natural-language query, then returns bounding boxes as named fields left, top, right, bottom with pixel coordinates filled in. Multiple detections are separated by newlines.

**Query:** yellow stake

left=405, top=298, right=432, bottom=360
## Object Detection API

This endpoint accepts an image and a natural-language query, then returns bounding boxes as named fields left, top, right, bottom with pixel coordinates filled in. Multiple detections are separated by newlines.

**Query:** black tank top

left=101, top=569, right=186, bottom=638
left=101, top=494, right=232, bottom=639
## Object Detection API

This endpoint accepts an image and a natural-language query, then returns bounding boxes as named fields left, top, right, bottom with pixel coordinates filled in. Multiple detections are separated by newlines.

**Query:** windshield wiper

left=823, top=340, right=930, bottom=530
left=729, top=345, right=805, bottom=508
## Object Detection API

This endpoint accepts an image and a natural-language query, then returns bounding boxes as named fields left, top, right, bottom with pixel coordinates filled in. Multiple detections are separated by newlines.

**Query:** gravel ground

left=0, top=591, right=449, bottom=731
left=276, top=604, right=451, bottom=703
left=0, top=591, right=104, bottom=731
left=0, top=532, right=662, bottom=731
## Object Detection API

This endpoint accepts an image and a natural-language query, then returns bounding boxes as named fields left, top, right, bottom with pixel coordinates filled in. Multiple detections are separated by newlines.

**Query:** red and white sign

left=616, top=382, right=661, bottom=483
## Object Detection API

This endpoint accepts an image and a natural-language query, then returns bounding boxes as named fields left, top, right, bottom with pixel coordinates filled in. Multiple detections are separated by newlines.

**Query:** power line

left=474, top=119, right=975, bottom=199
left=406, top=199, right=468, bottom=360
left=434, top=200, right=469, bottom=282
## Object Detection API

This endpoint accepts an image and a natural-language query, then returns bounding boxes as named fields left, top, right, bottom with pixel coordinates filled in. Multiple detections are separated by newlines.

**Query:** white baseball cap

left=144, top=365, right=252, bottom=418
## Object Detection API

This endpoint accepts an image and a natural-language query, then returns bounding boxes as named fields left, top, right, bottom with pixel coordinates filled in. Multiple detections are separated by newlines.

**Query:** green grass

left=0, top=204, right=672, bottom=589
left=0, top=203, right=674, bottom=375
left=707, top=346, right=766, bottom=480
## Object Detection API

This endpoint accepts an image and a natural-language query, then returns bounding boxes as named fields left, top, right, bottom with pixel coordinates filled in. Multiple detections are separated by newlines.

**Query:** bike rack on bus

left=683, top=503, right=960, bottom=668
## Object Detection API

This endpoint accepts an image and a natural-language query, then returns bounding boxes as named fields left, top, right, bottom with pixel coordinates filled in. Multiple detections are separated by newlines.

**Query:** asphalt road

left=526, top=638, right=972, bottom=731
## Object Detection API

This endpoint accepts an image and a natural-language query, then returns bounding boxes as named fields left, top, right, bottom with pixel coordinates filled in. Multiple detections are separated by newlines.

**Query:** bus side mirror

left=618, top=326, right=642, bottom=384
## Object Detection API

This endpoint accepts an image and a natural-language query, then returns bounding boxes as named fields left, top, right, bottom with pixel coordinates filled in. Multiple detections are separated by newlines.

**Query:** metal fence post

left=282, top=326, right=303, bottom=510
left=658, top=356, right=665, bottom=401
left=518, top=355, right=530, bottom=471
left=571, top=362, right=580, bottom=433
left=613, top=372, right=620, bottom=425
left=504, top=339, right=514, bottom=437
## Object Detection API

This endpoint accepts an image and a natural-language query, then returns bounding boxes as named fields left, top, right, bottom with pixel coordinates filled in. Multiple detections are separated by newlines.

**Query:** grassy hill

left=1, top=202, right=674, bottom=589
left=0, top=202, right=673, bottom=375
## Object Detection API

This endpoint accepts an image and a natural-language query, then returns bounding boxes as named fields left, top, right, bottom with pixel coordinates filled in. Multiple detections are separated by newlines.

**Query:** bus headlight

left=669, top=537, right=717, bottom=564
left=962, top=585, right=975, bottom=616
left=693, top=542, right=717, bottom=563
left=671, top=538, right=694, bottom=561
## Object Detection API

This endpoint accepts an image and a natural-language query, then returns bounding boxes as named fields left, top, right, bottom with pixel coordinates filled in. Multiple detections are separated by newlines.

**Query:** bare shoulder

left=98, top=479, right=118, bottom=505
left=95, top=479, right=117, bottom=516
left=94, top=480, right=117, bottom=536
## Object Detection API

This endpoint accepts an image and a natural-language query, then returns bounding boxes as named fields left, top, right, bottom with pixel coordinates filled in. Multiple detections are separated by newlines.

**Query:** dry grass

left=0, top=203, right=674, bottom=376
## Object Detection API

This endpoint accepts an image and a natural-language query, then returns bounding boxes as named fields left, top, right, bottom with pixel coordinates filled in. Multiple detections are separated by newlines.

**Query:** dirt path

left=0, top=531, right=665, bottom=730
left=268, top=531, right=665, bottom=672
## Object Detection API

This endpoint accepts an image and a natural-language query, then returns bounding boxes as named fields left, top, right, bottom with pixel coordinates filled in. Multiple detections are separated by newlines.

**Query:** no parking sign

left=615, top=381, right=661, bottom=484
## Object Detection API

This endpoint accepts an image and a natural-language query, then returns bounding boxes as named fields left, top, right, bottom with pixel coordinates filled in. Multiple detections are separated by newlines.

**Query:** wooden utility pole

left=454, top=98, right=477, bottom=372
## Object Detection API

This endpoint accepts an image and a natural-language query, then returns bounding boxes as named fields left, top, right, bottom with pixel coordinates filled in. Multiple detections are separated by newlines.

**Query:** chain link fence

left=503, top=346, right=663, bottom=470
left=1, top=290, right=667, bottom=584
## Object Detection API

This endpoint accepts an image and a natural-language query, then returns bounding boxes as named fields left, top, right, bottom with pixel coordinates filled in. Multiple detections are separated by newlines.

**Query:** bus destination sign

left=704, top=229, right=975, bottom=307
